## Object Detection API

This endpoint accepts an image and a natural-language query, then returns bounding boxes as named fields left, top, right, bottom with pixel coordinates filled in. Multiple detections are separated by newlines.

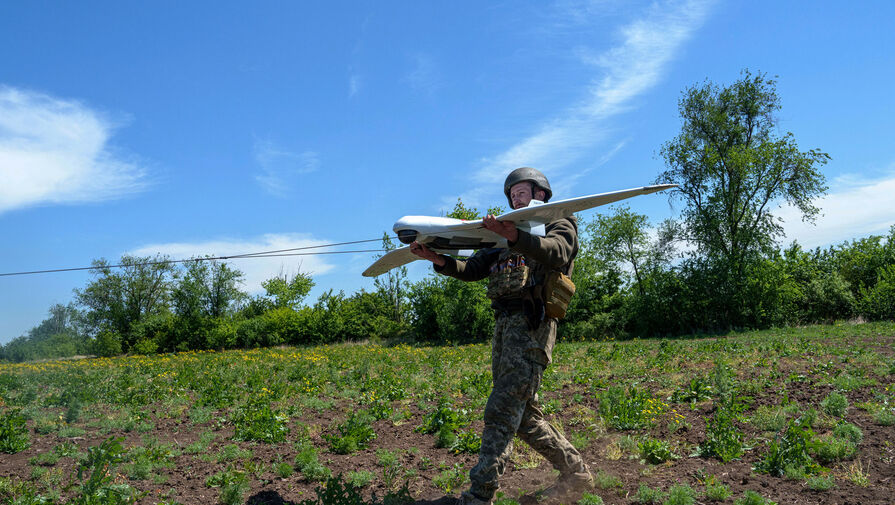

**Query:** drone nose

left=397, top=230, right=418, bottom=244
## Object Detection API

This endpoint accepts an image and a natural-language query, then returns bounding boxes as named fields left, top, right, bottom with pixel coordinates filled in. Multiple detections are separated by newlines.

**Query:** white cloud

left=129, top=233, right=337, bottom=294
left=459, top=0, right=713, bottom=208
left=349, top=73, right=362, bottom=98
left=778, top=172, right=895, bottom=248
left=253, top=139, right=319, bottom=197
left=404, top=53, right=442, bottom=95
left=0, top=86, right=148, bottom=214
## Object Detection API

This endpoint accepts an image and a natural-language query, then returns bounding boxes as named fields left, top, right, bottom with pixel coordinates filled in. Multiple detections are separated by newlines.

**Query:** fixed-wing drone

left=362, top=184, right=676, bottom=277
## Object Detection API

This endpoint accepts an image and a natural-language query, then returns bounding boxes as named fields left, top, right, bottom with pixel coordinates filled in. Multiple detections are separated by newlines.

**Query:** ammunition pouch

left=543, top=271, right=576, bottom=319
left=486, top=265, right=530, bottom=300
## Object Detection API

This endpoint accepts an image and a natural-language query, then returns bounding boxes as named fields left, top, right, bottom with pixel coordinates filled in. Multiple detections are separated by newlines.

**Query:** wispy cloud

left=778, top=171, right=895, bottom=249
left=0, top=86, right=148, bottom=215
left=129, top=233, right=337, bottom=294
left=458, top=0, right=713, bottom=208
left=348, top=72, right=362, bottom=98
left=404, top=53, right=442, bottom=95
left=253, top=139, right=319, bottom=197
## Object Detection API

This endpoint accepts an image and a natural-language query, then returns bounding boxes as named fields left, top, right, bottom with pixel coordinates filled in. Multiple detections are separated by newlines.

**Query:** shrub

left=231, top=397, right=290, bottom=444
left=811, top=435, right=856, bottom=464
left=734, top=490, right=777, bottom=505
left=635, top=484, right=666, bottom=504
left=754, top=418, right=818, bottom=477
left=697, top=407, right=744, bottom=462
left=206, top=469, right=249, bottom=505
left=662, top=484, right=695, bottom=505
left=326, top=411, right=376, bottom=454
left=295, top=446, right=331, bottom=482
left=0, top=409, right=30, bottom=454
left=638, top=437, right=677, bottom=464
left=806, top=474, right=835, bottom=491
left=860, top=265, right=895, bottom=320
left=577, top=493, right=604, bottom=505
left=704, top=481, right=732, bottom=501
left=832, top=422, right=863, bottom=444
left=820, top=392, right=848, bottom=418
left=598, top=386, right=663, bottom=430
left=346, top=470, right=375, bottom=488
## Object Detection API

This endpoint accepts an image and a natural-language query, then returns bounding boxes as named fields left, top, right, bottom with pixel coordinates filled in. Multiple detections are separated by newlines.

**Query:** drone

left=362, top=184, right=676, bottom=277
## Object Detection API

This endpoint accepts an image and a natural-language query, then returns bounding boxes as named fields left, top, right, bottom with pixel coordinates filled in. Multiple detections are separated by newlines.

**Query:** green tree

left=171, top=259, right=246, bottom=350
left=658, top=70, right=829, bottom=326
left=75, top=255, right=175, bottom=351
left=262, top=269, right=315, bottom=310
left=373, top=232, right=407, bottom=322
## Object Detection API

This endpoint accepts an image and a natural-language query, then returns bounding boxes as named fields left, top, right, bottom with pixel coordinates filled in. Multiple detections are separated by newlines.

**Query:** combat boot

left=458, top=491, right=492, bottom=505
left=536, top=468, right=594, bottom=503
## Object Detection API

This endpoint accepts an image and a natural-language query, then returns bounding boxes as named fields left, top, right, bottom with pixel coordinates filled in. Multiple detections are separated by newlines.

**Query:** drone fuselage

left=393, top=215, right=507, bottom=250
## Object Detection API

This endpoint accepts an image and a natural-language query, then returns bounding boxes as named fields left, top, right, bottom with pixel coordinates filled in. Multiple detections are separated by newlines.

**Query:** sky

left=2, top=0, right=894, bottom=343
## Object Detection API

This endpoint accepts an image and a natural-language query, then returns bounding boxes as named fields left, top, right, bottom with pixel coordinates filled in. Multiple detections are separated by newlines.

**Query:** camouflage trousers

left=468, top=312, right=586, bottom=501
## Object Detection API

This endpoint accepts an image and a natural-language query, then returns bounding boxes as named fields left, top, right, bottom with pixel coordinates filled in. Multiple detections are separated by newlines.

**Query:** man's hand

left=483, top=215, right=518, bottom=243
left=410, top=241, right=446, bottom=267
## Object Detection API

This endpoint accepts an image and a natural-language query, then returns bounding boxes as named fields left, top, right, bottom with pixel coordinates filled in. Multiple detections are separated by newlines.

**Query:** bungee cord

left=0, top=236, right=402, bottom=278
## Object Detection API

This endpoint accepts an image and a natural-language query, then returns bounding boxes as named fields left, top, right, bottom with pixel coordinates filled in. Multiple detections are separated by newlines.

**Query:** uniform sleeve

left=508, top=217, right=578, bottom=270
left=433, top=248, right=498, bottom=282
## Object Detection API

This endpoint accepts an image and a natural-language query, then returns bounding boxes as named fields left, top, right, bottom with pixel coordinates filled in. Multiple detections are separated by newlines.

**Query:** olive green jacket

left=434, top=216, right=578, bottom=284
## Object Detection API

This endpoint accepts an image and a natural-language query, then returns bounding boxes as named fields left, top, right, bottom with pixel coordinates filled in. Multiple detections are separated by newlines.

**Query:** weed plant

left=638, top=437, right=677, bottom=464
left=663, top=484, right=695, bottom=505
left=295, top=446, right=332, bottom=482
left=634, top=484, right=665, bottom=504
left=347, top=470, right=376, bottom=488
left=598, top=386, right=663, bottom=430
left=432, top=463, right=468, bottom=494
left=0, top=409, right=30, bottom=453
left=327, top=411, right=377, bottom=454
left=821, top=392, right=849, bottom=417
left=593, top=470, right=622, bottom=490
left=754, top=418, right=819, bottom=477
left=806, top=473, right=836, bottom=490
left=697, top=406, right=744, bottom=462
left=577, top=493, right=605, bottom=505
left=734, top=490, right=777, bottom=505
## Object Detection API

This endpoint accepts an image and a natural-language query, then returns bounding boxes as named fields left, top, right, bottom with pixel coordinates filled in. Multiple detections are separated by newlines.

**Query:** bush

left=754, top=418, right=818, bottom=477
left=598, top=386, right=661, bottom=430
left=662, top=484, right=695, bottom=505
left=91, top=331, right=122, bottom=357
left=860, top=265, right=895, bottom=320
left=734, top=490, right=777, bottom=505
left=231, top=398, right=290, bottom=443
left=800, top=272, right=855, bottom=323
left=820, top=392, right=848, bottom=417
left=408, top=276, right=493, bottom=344
left=326, top=411, right=377, bottom=454
left=638, top=437, right=677, bottom=464
left=0, top=409, right=30, bottom=453
left=697, top=407, right=744, bottom=462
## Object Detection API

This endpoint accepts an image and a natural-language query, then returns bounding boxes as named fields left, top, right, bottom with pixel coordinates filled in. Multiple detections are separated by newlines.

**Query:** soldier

left=410, top=167, right=593, bottom=505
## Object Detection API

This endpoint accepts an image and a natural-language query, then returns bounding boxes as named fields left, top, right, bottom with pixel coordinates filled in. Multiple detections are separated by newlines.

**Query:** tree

left=262, top=269, right=315, bottom=310
left=657, top=70, right=829, bottom=325
left=373, top=232, right=407, bottom=322
left=75, top=255, right=175, bottom=349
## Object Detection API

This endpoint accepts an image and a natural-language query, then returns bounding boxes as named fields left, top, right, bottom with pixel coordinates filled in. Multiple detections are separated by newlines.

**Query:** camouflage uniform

left=435, top=217, right=588, bottom=502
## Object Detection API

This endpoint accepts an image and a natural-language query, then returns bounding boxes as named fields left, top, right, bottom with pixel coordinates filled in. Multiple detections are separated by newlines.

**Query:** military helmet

left=503, top=166, right=553, bottom=206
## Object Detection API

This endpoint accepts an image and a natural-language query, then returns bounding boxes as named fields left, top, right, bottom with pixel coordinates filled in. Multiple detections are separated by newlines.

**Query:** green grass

left=0, top=321, right=893, bottom=503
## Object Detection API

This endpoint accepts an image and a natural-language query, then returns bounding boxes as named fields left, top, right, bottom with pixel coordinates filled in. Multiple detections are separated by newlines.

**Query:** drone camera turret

left=397, top=229, right=418, bottom=244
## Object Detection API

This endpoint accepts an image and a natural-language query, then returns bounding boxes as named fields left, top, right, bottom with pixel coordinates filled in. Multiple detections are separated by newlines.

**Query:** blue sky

left=2, top=1, right=894, bottom=343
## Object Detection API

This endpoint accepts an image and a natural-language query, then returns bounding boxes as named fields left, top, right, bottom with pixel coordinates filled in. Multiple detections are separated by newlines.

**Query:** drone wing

left=496, top=184, right=676, bottom=224
left=362, top=246, right=473, bottom=277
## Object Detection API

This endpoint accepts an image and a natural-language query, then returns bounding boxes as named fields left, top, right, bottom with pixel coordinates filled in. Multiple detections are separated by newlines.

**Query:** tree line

left=3, top=70, right=894, bottom=362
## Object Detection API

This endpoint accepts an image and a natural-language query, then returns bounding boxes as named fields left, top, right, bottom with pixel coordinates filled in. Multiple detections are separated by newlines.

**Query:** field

left=1, top=323, right=894, bottom=505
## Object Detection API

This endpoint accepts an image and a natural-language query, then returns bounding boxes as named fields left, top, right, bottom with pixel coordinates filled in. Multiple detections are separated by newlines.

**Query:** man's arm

left=409, top=242, right=495, bottom=282
left=508, top=218, right=577, bottom=270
